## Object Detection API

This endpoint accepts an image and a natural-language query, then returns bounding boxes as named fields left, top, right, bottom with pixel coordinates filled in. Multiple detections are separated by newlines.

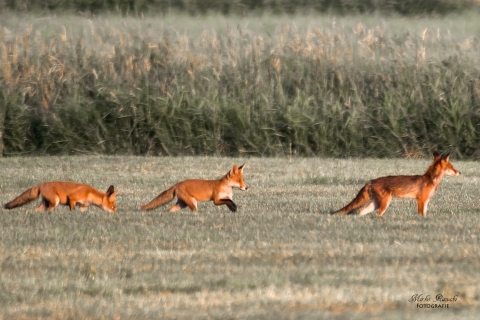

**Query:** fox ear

left=106, top=185, right=115, bottom=197
left=238, top=164, right=246, bottom=170
left=227, top=163, right=238, bottom=176
left=108, top=191, right=118, bottom=202
left=433, top=151, right=441, bottom=160
left=442, top=153, right=450, bottom=161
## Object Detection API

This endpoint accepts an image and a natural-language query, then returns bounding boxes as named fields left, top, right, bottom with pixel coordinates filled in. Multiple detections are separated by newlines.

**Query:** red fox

left=3, top=182, right=118, bottom=212
left=333, top=152, right=460, bottom=216
left=140, top=164, right=247, bottom=212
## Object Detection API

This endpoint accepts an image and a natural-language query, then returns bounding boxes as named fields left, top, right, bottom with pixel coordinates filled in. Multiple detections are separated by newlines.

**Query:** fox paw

left=227, top=202, right=237, bottom=212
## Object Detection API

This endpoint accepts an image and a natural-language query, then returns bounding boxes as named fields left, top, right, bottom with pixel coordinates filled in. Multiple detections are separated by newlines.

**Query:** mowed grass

left=0, top=156, right=479, bottom=319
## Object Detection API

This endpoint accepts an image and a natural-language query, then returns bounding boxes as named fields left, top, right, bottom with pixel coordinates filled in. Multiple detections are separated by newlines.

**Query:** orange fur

left=140, top=164, right=248, bottom=212
left=333, top=152, right=460, bottom=216
left=4, top=182, right=117, bottom=212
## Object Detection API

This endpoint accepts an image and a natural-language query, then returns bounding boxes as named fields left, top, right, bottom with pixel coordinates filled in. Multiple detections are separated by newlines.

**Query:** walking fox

left=333, top=152, right=460, bottom=216
left=3, top=181, right=118, bottom=212
left=140, top=164, right=248, bottom=212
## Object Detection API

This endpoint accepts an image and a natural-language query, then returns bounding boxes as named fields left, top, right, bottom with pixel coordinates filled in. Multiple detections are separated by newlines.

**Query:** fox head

left=102, top=185, right=118, bottom=212
left=226, top=164, right=248, bottom=191
left=433, top=151, right=460, bottom=177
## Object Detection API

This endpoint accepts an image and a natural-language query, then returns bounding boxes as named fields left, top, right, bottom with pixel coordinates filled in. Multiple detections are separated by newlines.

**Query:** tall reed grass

left=1, top=14, right=480, bottom=158
left=1, top=0, right=475, bottom=16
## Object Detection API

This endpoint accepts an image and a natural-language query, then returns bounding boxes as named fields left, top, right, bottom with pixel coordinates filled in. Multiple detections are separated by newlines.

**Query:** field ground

left=0, top=156, right=479, bottom=319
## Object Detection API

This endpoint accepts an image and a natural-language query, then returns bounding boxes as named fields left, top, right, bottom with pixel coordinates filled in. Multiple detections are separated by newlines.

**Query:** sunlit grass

left=0, top=156, right=479, bottom=318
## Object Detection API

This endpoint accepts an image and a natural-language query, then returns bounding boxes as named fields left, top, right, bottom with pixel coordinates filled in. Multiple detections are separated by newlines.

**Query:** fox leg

left=214, top=198, right=237, bottom=212
left=169, top=198, right=198, bottom=212
left=46, top=196, right=60, bottom=211
left=377, top=196, right=392, bottom=216
left=417, top=189, right=434, bottom=216
left=38, top=187, right=61, bottom=212
left=358, top=201, right=378, bottom=216
left=417, top=199, right=429, bottom=216
left=169, top=200, right=186, bottom=212
left=68, top=198, right=76, bottom=211
left=35, top=196, right=59, bottom=212
left=184, top=198, right=198, bottom=211
left=35, top=197, right=49, bottom=212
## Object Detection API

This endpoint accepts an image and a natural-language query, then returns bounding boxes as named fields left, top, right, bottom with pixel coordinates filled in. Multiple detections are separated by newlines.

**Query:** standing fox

left=333, top=152, right=460, bottom=216
left=140, top=164, right=247, bottom=212
left=3, top=182, right=118, bottom=212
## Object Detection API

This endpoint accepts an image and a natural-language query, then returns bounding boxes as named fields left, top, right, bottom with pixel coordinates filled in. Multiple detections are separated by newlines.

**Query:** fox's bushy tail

left=4, top=186, right=40, bottom=209
left=333, top=183, right=371, bottom=215
left=140, top=186, right=176, bottom=211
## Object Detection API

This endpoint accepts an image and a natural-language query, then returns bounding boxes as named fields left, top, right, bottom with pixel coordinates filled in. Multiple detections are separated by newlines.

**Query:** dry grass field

left=0, top=156, right=479, bottom=318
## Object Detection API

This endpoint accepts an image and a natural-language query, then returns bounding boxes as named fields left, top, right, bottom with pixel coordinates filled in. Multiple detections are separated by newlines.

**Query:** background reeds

left=1, top=13, right=480, bottom=157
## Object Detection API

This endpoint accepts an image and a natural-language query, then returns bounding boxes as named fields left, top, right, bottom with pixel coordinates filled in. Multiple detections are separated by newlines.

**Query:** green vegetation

left=0, top=156, right=478, bottom=318
left=1, top=13, right=480, bottom=158
left=1, top=0, right=475, bottom=16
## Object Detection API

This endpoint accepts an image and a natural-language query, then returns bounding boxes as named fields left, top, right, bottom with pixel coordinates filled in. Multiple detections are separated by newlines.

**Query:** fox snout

left=445, top=167, right=460, bottom=177
left=240, top=185, right=248, bottom=191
